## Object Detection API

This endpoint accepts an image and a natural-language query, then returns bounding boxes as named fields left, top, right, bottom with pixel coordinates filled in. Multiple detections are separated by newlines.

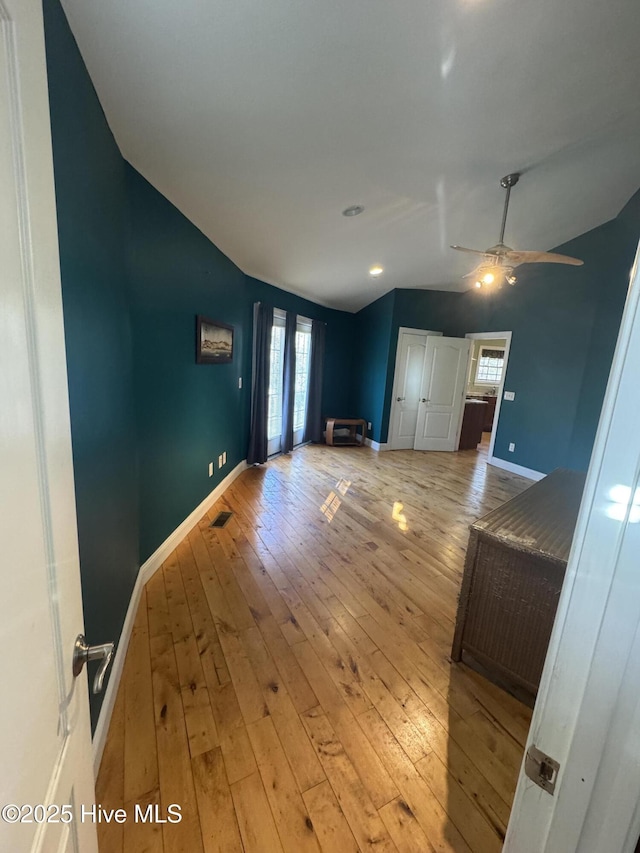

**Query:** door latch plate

left=524, top=744, right=560, bottom=795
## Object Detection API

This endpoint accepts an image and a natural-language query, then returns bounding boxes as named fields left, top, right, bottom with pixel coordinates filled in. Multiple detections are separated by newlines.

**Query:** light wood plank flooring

left=96, top=439, right=533, bottom=853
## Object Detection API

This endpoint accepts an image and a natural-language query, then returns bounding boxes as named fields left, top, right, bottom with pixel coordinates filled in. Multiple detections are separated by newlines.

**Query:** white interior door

left=414, top=336, right=471, bottom=451
left=0, top=3, right=97, bottom=851
left=388, top=329, right=442, bottom=450
left=504, top=241, right=640, bottom=853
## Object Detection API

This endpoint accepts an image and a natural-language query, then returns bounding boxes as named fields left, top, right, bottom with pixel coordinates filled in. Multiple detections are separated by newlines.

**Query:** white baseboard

left=365, top=437, right=390, bottom=451
left=488, top=454, right=545, bottom=481
left=91, top=458, right=248, bottom=776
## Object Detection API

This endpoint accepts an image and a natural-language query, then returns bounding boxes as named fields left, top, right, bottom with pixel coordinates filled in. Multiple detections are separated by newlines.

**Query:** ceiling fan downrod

left=498, top=172, right=520, bottom=245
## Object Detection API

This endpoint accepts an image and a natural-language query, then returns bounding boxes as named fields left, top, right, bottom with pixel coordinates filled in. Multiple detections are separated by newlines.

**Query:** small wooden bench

left=325, top=417, right=367, bottom=447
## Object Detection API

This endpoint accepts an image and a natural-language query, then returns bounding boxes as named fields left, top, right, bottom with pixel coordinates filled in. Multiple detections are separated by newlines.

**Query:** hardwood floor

left=96, top=439, right=533, bottom=853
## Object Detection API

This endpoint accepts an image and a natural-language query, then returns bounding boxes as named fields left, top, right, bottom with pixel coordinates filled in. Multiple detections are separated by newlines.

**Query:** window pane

left=293, top=328, right=311, bottom=432
left=267, top=325, right=284, bottom=440
left=476, top=351, right=504, bottom=384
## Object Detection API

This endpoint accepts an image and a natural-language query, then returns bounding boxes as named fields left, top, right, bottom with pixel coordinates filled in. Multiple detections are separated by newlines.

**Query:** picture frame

left=196, top=315, right=234, bottom=364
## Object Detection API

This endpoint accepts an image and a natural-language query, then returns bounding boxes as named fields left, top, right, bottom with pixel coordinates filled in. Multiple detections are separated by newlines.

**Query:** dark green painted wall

left=43, top=0, right=139, bottom=728
left=126, top=167, right=247, bottom=563
left=353, top=291, right=396, bottom=443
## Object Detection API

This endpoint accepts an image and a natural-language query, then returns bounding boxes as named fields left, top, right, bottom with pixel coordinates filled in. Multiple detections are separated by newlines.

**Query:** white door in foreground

left=388, top=329, right=442, bottom=450
left=414, top=337, right=470, bottom=451
left=0, top=2, right=97, bottom=851
left=504, top=242, right=640, bottom=853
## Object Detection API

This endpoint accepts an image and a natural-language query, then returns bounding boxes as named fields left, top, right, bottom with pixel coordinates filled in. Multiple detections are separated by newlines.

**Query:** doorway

left=464, top=331, right=512, bottom=462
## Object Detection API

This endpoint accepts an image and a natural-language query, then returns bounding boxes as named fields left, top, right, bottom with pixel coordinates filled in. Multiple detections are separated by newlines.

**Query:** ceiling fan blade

left=450, top=245, right=489, bottom=256
left=503, top=250, right=584, bottom=267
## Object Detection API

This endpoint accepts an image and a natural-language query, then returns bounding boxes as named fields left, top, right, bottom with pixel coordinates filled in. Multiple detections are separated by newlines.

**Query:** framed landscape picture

left=196, top=315, right=234, bottom=364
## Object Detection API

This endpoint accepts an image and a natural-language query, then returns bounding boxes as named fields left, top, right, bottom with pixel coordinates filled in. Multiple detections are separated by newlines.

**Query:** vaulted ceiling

left=60, top=0, right=640, bottom=311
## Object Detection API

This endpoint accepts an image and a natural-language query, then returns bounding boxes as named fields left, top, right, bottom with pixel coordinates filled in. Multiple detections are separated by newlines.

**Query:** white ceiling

left=60, top=0, right=640, bottom=312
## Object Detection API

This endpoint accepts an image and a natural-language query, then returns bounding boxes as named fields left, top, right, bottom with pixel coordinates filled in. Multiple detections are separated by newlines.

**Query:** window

left=475, top=347, right=505, bottom=385
left=267, top=310, right=286, bottom=453
left=293, top=318, right=312, bottom=443
left=267, top=311, right=312, bottom=454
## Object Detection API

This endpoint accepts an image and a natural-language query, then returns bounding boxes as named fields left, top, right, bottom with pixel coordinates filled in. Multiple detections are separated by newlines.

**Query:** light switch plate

left=238, top=377, right=242, bottom=389
left=504, top=391, right=515, bottom=401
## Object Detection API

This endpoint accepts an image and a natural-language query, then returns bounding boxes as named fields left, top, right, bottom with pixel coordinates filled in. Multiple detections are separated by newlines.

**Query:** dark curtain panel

left=247, top=302, right=274, bottom=464
left=304, top=319, right=326, bottom=443
left=281, top=312, right=296, bottom=453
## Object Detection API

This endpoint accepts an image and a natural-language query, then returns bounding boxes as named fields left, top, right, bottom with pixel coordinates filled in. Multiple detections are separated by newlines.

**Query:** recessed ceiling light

left=342, top=205, right=364, bottom=217
left=369, top=265, right=384, bottom=277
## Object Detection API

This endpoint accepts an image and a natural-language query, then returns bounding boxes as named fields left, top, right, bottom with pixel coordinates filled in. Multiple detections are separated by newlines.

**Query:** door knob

left=72, top=634, right=115, bottom=695
left=396, top=396, right=405, bottom=402
left=421, top=398, right=429, bottom=403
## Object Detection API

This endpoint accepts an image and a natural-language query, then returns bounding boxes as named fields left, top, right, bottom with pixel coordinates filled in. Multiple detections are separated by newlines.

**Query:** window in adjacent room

left=475, top=347, right=505, bottom=385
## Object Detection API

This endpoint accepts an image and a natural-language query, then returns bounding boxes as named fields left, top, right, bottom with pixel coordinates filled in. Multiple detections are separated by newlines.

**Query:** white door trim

left=465, top=331, right=512, bottom=461
left=388, top=328, right=442, bottom=450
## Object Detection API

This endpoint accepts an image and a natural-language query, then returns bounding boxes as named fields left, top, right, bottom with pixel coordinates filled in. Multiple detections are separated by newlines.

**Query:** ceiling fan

left=451, top=173, right=584, bottom=288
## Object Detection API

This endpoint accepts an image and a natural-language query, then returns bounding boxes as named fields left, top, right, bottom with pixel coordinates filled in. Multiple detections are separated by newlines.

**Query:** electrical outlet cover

left=208, top=462, right=214, bottom=476
left=504, top=391, right=515, bottom=401
left=508, top=442, right=515, bottom=452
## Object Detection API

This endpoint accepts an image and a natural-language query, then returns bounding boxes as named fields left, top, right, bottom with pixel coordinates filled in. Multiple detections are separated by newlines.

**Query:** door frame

left=464, top=331, right=512, bottom=460
left=388, top=327, right=442, bottom=450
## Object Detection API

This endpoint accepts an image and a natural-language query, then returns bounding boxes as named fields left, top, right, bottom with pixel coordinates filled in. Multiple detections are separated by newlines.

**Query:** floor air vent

left=210, top=511, right=233, bottom=528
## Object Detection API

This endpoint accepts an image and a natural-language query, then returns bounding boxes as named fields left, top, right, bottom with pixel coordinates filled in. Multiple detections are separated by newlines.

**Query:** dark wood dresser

left=452, top=469, right=586, bottom=699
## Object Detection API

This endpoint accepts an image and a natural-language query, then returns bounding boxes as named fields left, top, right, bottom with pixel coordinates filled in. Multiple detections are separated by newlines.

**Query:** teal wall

left=43, top=0, right=139, bottom=728
left=126, top=167, right=247, bottom=563
left=353, top=291, right=396, bottom=443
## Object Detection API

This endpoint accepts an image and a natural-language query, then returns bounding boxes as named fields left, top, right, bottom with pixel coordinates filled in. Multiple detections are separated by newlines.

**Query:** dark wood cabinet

left=459, top=400, right=487, bottom=450
left=481, top=395, right=497, bottom=431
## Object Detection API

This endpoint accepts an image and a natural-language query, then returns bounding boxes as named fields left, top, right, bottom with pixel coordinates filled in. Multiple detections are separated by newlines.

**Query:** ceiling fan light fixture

left=369, top=265, right=384, bottom=277
left=451, top=172, right=584, bottom=284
